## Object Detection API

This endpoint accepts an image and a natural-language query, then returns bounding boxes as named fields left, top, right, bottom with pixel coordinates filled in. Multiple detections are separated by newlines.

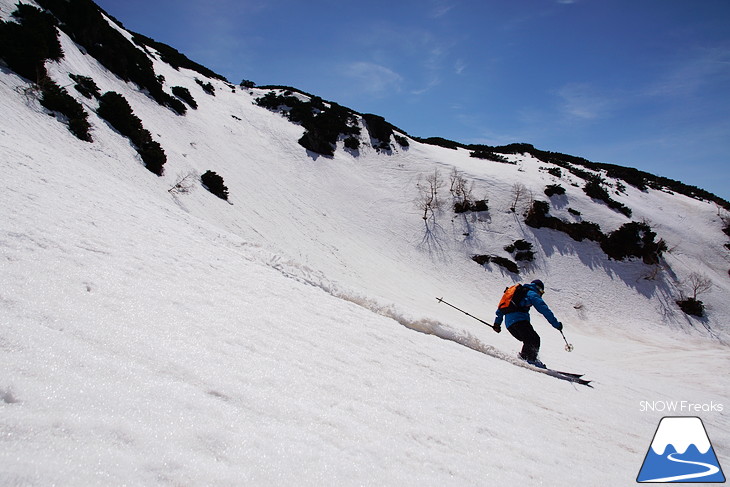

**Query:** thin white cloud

left=411, top=77, right=441, bottom=96
left=342, top=62, right=404, bottom=96
left=556, top=82, right=614, bottom=120
left=430, top=0, right=456, bottom=18
left=454, top=59, right=467, bottom=75
left=346, top=21, right=460, bottom=97
left=645, top=46, right=730, bottom=98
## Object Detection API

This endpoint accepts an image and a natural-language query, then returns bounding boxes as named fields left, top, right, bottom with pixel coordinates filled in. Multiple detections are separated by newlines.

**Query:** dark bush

left=504, top=239, right=533, bottom=253
left=583, top=176, right=609, bottom=199
left=545, top=184, right=566, bottom=197
left=394, top=135, right=409, bottom=147
left=572, top=221, right=604, bottom=242
left=515, top=251, right=535, bottom=262
left=344, top=136, right=360, bottom=151
left=676, top=298, right=704, bottom=317
left=471, top=200, right=489, bottom=212
left=472, top=255, right=519, bottom=274
left=471, top=255, right=520, bottom=274
left=303, top=106, right=360, bottom=155
left=240, top=79, right=255, bottom=89
left=136, top=140, right=166, bottom=175
left=257, top=91, right=361, bottom=156
left=470, top=149, right=512, bottom=163
left=97, top=92, right=142, bottom=138
left=472, top=255, right=490, bottom=266
left=255, top=91, right=301, bottom=111
left=505, top=240, right=534, bottom=262
left=546, top=167, right=562, bottom=178
left=201, top=170, right=229, bottom=201
left=165, top=95, right=187, bottom=115
left=491, top=256, right=519, bottom=273
left=455, top=141, right=728, bottom=210
left=526, top=201, right=667, bottom=264
left=97, top=91, right=166, bottom=175
left=454, top=201, right=470, bottom=214
left=69, top=73, right=100, bottom=99
left=130, top=32, right=226, bottom=81
left=39, top=78, right=92, bottom=141
left=362, top=113, right=393, bottom=151
left=525, top=201, right=603, bottom=242
left=568, top=208, right=582, bottom=217
left=526, top=200, right=551, bottom=224
left=0, top=4, right=63, bottom=81
left=196, top=78, right=215, bottom=96
left=171, top=86, right=197, bottom=109
left=584, top=176, right=632, bottom=217
left=35, top=0, right=184, bottom=114
left=455, top=199, right=489, bottom=214
left=299, top=129, right=335, bottom=157
left=414, top=137, right=463, bottom=150
left=600, top=221, right=667, bottom=264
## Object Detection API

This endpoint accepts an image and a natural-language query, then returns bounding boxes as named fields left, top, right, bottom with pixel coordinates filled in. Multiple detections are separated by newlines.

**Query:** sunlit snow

left=1, top=2, right=729, bottom=485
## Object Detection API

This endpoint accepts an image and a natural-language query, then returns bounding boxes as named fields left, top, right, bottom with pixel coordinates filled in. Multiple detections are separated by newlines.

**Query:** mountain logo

left=637, top=416, right=726, bottom=483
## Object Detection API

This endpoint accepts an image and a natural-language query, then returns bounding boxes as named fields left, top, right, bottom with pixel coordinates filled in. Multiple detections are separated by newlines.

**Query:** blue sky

left=95, top=0, right=730, bottom=201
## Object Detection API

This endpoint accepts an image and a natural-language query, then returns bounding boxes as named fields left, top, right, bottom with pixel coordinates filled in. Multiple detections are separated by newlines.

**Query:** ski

left=521, top=361, right=591, bottom=385
left=538, top=368, right=592, bottom=386
left=525, top=360, right=591, bottom=386
left=549, top=370, right=584, bottom=378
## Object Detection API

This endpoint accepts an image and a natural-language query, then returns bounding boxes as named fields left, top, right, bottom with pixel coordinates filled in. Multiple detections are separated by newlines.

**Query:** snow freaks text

left=639, top=401, right=724, bottom=413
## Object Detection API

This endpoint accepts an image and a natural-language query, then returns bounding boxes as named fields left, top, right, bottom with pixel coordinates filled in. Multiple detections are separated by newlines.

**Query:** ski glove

left=493, top=323, right=501, bottom=333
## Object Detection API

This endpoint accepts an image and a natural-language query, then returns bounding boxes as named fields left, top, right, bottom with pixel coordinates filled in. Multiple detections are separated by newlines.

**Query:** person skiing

left=493, top=279, right=563, bottom=368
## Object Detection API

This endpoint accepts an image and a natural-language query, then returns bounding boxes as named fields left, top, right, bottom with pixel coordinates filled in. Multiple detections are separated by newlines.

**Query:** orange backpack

left=498, top=284, right=530, bottom=313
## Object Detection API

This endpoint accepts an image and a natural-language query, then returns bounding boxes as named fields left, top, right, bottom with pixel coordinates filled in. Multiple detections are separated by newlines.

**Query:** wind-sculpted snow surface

left=238, top=240, right=516, bottom=367
left=1, top=1, right=729, bottom=484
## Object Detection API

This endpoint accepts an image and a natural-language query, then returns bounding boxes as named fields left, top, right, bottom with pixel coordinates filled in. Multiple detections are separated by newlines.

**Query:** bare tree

left=14, top=84, right=41, bottom=106
left=642, top=263, right=664, bottom=281
left=168, top=170, right=198, bottom=195
left=449, top=167, right=460, bottom=194
left=415, top=169, right=448, bottom=254
left=417, top=169, right=444, bottom=221
left=510, top=183, right=528, bottom=213
left=449, top=168, right=474, bottom=211
left=715, top=202, right=728, bottom=218
left=685, top=272, right=713, bottom=300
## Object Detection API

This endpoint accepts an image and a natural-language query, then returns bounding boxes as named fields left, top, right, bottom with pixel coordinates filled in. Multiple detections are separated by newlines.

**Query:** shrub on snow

left=201, top=170, right=229, bottom=201
left=97, top=91, right=166, bottom=176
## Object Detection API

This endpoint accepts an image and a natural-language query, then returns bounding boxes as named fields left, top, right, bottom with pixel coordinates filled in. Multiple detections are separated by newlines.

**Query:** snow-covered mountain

left=1, top=1, right=728, bottom=485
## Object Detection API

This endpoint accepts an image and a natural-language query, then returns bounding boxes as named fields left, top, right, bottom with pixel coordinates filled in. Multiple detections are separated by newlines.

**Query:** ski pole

left=560, top=330, right=574, bottom=352
left=436, top=297, right=496, bottom=330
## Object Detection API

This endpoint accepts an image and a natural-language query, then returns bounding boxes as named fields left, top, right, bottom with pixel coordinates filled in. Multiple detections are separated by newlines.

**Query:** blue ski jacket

left=494, top=283, right=562, bottom=329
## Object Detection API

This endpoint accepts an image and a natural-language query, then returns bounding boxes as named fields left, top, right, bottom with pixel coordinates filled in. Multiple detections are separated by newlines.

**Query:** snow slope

left=1, top=2, right=728, bottom=485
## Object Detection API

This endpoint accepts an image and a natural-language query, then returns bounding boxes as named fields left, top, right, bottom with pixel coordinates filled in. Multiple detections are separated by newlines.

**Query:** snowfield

left=1, top=2, right=728, bottom=485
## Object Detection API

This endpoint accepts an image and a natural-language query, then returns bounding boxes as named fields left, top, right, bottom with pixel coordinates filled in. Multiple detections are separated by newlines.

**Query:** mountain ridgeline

left=2, top=0, right=729, bottom=322
left=1, top=0, right=727, bottom=210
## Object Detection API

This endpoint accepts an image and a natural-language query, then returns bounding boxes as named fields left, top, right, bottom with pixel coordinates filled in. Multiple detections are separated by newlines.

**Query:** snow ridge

left=1, top=1, right=729, bottom=485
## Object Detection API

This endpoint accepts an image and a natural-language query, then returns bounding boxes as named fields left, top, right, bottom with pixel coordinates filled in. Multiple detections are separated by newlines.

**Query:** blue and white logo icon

left=637, top=417, right=725, bottom=483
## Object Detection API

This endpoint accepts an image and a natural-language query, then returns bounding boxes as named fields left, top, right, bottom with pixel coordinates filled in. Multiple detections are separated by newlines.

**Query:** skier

left=493, top=279, right=563, bottom=368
